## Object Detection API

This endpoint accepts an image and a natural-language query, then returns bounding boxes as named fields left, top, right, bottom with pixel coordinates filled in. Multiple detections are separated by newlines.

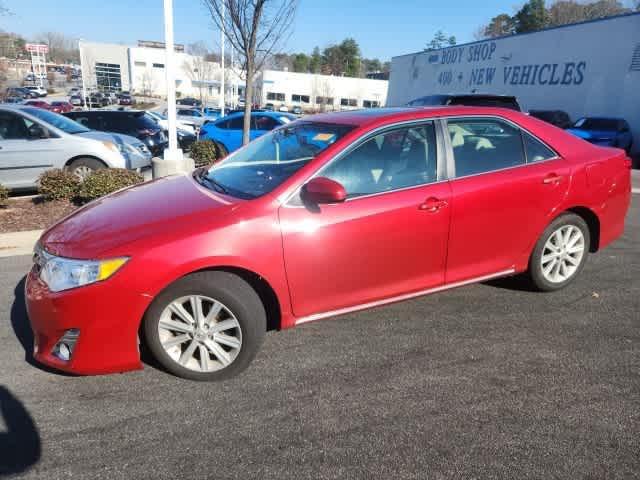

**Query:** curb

left=0, top=230, right=42, bottom=258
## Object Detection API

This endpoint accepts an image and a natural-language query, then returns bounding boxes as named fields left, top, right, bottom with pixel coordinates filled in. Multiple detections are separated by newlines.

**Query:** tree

left=514, top=0, right=550, bottom=33
left=291, top=53, right=309, bottom=72
left=548, top=0, right=629, bottom=26
left=36, top=31, right=79, bottom=64
left=203, top=0, right=297, bottom=146
left=309, top=46, right=322, bottom=73
left=425, top=30, right=457, bottom=51
left=482, top=13, right=516, bottom=37
left=184, top=42, right=216, bottom=108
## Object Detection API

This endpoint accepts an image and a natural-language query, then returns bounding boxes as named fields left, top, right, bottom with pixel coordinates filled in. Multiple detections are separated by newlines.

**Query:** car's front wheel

left=142, top=271, right=266, bottom=381
left=528, top=213, right=590, bottom=291
left=67, top=157, right=105, bottom=181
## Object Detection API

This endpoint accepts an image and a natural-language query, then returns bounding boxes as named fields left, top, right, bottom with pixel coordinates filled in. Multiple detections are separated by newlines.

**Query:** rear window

left=449, top=96, right=520, bottom=111
left=573, top=118, right=618, bottom=130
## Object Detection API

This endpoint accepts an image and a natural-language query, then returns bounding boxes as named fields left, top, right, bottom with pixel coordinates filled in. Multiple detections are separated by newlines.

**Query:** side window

left=253, top=115, right=279, bottom=131
left=0, top=112, right=31, bottom=140
left=321, top=122, right=438, bottom=198
left=523, top=132, right=556, bottom=162
left=215, top=119, right=229, bottom=130
left=227, top=116, right=245, bottom=130
left=448, top=118, right=525, bottom=177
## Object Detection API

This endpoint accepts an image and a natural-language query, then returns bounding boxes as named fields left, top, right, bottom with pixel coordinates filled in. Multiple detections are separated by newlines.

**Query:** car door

left=279, top=121, right=452, bottom=318
left=0, top=111, right=62, bottom=189
left=444, top=116, right=571, bottom=283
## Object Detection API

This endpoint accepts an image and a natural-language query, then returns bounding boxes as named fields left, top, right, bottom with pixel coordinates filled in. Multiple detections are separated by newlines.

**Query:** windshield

left=201, top=122, right=354, bottom=199
left=22, top=107, right=89, bottom=134
left=573, top=118, right=618, bottom=130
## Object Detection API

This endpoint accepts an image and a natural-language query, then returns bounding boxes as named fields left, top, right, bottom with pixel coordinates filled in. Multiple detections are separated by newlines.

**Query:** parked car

left=50, top=101, right=74, bottom=114
left=146, top=110, right=196, bottom=135
left=202, top=107, right=223, bottom=120
left=177, top=97, right=202, bottom=107
left=529, top=110, right=572, bottom=129
left=199, top=111, right=296, bottom=153
left=24, top=106, right=631, bottom=380
left=6, top=87, right=38, bottom=99
left=3, top=96, right=24, bottom=104
left=0, top=106, right=151, bottom=190
left=24, top=86, right=48, bottom=97
left=118, top=94, right=134, bottom=106
left=68, top=87, right=81, bottom=96
left=24, top=100, right=52, bottom=110
left=64, top=110, right=168, bottom=156
left=567, top=117, right=633, bottom=153
left=291, top=105, right=303, bottom=115
left=407, top=94, right=522, bottom=111
left=172, top=107, right=209, bottom=130
left=69, top=95, right=84, bottom=107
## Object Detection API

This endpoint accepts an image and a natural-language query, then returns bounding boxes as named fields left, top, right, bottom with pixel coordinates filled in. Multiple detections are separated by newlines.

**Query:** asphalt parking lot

left=0, top=197, right=638, bottom=479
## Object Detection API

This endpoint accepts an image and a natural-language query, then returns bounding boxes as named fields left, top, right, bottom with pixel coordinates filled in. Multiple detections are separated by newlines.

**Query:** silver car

left=0, top=106, right=151, bottom=190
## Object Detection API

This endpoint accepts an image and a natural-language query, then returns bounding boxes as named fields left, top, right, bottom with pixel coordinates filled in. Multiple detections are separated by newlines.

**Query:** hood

left=41, top=174, right=239, bottom=259
left=77, top=130, right=141, bottom=146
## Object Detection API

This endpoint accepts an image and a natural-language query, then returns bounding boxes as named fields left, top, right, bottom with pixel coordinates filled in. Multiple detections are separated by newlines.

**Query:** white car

left=148, top=110, right=196, bottom=134
left=0, top=106, right=151, bottom=190
left=25, top=86, right=47, bottom=97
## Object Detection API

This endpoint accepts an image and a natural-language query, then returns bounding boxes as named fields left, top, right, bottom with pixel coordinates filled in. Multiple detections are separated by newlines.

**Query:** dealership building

left=79, top=41, right=389, bottom=112
left=388, top=12, right=640, bottom=155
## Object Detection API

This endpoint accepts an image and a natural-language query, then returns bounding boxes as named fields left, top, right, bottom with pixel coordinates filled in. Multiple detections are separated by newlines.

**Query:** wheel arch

left=565, top=206, right=600, bottom=252
left=64, top=155, right=109, bottom=169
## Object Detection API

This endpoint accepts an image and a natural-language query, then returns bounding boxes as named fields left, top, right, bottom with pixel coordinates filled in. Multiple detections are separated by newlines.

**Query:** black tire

left=66, top=157, right=105, bottom=181
left=142, top=271, right=266, bottom=381
left=527, top=213, right=591, bottom=292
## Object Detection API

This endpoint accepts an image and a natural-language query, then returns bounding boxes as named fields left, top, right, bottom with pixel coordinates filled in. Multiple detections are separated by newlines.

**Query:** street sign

left=25, top=44, right=49, bottom=54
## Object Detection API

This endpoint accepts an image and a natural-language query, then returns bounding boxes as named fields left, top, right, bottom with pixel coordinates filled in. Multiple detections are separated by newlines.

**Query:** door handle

left=419, top=197, right=448, bottom=212
left=543, top=173, right=563, bottom=185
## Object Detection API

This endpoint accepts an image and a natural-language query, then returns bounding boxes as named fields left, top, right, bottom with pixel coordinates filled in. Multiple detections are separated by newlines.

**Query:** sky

left=1, top=0, right=637, bottom=60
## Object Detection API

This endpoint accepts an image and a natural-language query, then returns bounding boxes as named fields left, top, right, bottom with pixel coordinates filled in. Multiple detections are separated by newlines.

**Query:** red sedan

left=50, top=101, right=73, bottom=114
left=24, top=100, right=52, bottom=110
left=26, top=107, right=632, bottom=380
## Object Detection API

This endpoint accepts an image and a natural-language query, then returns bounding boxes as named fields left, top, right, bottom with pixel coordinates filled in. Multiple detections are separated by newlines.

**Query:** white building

left=79, top=40, right=244, bottom=103
left=388, top=12, right=640, bottom=155
left=259, top=70, right=389, bottom=112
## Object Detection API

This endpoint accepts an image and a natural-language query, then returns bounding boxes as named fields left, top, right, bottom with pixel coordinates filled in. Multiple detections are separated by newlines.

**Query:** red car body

left=50, top=101, right=73, bottom=114
left=24, top=100, right=52, bottom=110
left=26, top=107, right=632, bottom=375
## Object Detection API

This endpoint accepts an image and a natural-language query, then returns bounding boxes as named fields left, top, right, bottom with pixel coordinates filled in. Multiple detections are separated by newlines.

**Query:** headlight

left=35, top=246, right=128, bottom=292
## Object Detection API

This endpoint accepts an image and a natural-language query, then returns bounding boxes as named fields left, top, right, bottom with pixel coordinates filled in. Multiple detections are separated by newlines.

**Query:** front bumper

left=25, top=267, right=150, bottom=375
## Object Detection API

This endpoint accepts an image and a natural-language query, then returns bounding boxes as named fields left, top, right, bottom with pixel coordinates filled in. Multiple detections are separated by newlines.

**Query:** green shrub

left=77, top=169, right=144, bottom=202
left=38, top=169, right=80, bottom=201
left=189, top=140, right=223, bottom=168
left=0, top=183, right=8, bottom=208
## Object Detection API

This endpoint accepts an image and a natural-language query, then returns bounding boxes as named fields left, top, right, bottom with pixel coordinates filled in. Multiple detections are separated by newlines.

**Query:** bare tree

left=184, top=42, right=216, bottom=109
left=37, top=32, right=78, bottom=64
left=203, top=0, right=297, bottom=145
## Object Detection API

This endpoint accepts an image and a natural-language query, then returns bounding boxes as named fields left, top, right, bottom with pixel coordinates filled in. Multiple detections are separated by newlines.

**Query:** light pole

left=219, top=0, right=225, bottom=117
left=154, top=0, right=187, bottom=178
left=78, top=40, right=88, bottom=110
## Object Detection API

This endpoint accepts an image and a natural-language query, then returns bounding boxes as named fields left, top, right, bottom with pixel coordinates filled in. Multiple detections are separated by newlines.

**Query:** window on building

left=152, top=63, right=165, bottom=69
left=340, top=98, right=358, bottom=107
left=266, top=92, right=285, bottom=101
left=134, top=61, right=146, bottom=67
left=362, top=100, right=381, bottom=108
left=94, top=62, right=122, bottom=93
left=291, top=94, right=310, bottom=103
left=316, top=96, right=334, bottom=105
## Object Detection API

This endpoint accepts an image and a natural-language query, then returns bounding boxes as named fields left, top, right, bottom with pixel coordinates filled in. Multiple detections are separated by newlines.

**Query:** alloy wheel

left=158, top=295, right=243, bottom=372
left=540, top=225, right=585, bottom=284
left=73, top=165, right=93, bottom=181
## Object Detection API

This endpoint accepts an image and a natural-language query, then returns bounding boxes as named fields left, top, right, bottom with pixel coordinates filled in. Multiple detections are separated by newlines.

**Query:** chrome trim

left=281, top=118, right=444, bottom=207
left=294, top=268, right=516, bottom=325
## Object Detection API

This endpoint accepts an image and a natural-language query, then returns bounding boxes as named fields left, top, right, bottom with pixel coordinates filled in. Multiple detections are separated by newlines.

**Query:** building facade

left=388, top=13, right=640, bottom=154
left=259, top=70, right=389, bottom=112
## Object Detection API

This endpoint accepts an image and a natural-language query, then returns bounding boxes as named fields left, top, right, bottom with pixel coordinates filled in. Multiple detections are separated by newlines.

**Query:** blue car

left=199, top=111, right=296, bottom=153
left=567, top=117, right=633, bottom=153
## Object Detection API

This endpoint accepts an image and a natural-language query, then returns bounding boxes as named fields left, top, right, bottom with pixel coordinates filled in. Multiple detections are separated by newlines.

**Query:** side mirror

left=28, top=124, right=48, bottom=140
left=302, top=177, right=347, bottom=204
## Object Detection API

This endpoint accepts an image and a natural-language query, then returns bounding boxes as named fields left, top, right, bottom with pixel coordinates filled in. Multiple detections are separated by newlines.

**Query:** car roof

left=300, top=106, right=527, bottom=127
left=220, top=111, right=296, bottom=120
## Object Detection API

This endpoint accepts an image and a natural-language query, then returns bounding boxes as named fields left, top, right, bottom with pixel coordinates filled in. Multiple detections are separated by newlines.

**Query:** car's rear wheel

left=528, top=213, right=590, bottom=291
left=67, top=157, right=105, bottom=181
left=142, top=271, right=266, bottom=381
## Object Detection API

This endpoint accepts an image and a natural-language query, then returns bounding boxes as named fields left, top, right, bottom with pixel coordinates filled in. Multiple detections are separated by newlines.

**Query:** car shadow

left=11, top=275, right=73, bottom=376
left=483, top=274, right=538, bottom=292
left=0, top=385, right=41, bottom=476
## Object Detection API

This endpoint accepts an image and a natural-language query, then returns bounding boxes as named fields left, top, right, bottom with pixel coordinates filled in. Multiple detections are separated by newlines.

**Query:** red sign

left=25, top=44, right=49, bottom=54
